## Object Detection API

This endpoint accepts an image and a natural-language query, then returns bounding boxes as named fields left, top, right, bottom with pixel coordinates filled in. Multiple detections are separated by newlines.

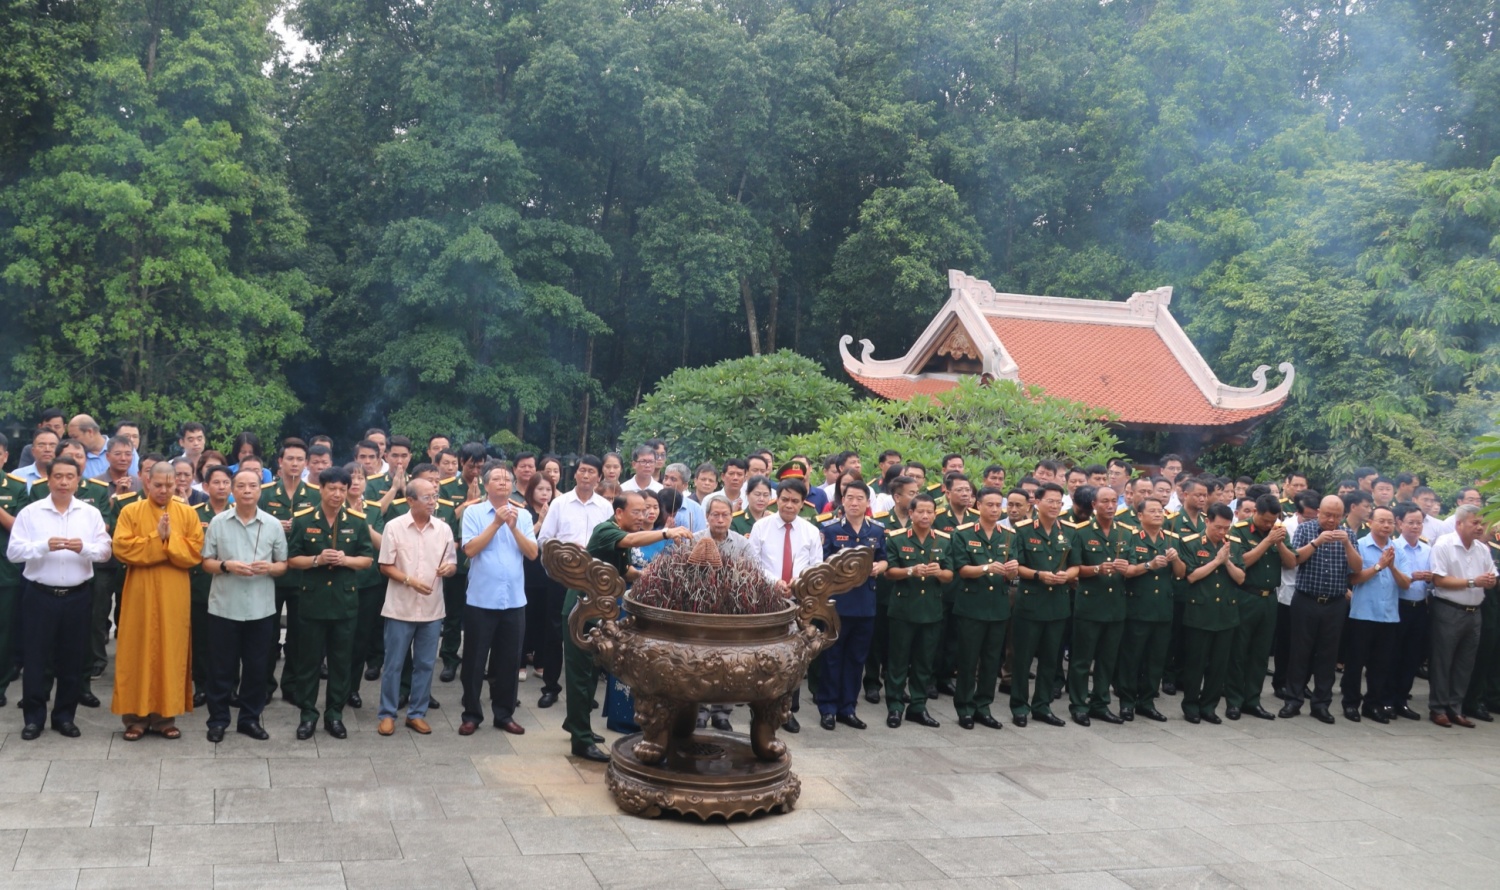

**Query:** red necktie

left=782, top=522, right=794, bottom=583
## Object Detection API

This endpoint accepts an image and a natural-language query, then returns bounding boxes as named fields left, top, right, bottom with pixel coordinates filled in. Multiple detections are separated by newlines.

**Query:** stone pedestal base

left=605, top=730, right=801, bottom=820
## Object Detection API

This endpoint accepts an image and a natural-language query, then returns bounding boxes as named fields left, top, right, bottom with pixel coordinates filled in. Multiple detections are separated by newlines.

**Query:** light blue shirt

left=675, top=497, right=707, bottom=534
left=1394, top=536, right=1431, bottom=602
left=1350, top=534, right=1399, bottom=623
left=13, top=464, right=44, bottom=490
left=461, top=500, right=536, bottom=610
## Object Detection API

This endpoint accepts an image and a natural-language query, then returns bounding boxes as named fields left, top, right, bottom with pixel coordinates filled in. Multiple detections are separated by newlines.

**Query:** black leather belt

left=1432, top=597, right=1479, bottom=613
left=1296, top=589, right=1340, bottom=605
left=1246, top=588, right=1274, bottom=598
left=30, top=581, right=86, bottom=597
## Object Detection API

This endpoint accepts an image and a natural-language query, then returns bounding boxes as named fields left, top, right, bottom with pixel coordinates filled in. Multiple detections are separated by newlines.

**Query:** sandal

left=152, top=725, right=182, bottom=740
left=123, top=724, right=146, bottom=741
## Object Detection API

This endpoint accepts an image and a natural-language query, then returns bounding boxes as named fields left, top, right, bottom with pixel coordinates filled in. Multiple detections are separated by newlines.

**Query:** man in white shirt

left=746, top=477, right=823, bottom=732
left=5, top=455, right=112, bottom=739
left=534, top=455, right=612, bottom=709
left=714, top=458, right=750, bottom=513
left=1427, top=504, right=1498, bottom=727
left=619, top=445, right=663, bottom=494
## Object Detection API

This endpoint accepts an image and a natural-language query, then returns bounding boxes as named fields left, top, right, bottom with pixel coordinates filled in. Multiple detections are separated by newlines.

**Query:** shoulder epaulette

left=890, top=528, right=909, bottom=537
left=86, top=478, right=107, bottom=488
left=1116, top=521, right=1138, bottom=533
left=438, top=475, right=457, bottom=485
left=34, top=477, right=46, bottom=484
left=1165, top=530, right=1180, bottom=539
left=306, top=482, right=320, bottom=490
left=1166, top=510, right=1179, bottom=519
left=1229, top=535, right=1243, bottom=544
left=816, top=510, right=833, bottom=522
left=293, top=506, right=315, bottom=517
left=1232, top=520, right=1249, bottom=528
left=1419, top=536, right=1429, bottom=544
left=5, top=472, right=25, bottom=484
left=346, top=508, right=366, bottom=520
left=172, top=495, right=188, bottom=503
left=262, top=481, right=276, bottom=489
left=438, top=498, right=454, bottom=507
left=1182, top=533, right=1201, bottom=543
left=872, top=510, right=890, bottom=520
left=933, top=529, right=950, bottom=539
left=391, top=498, right=407, bottom=506
left=732, top=509, right=745, bottom=518
left=821, top=516, right=841, bottom=527
left=956, top=522, right=975, bottom=531
left=1060, top=519, right=1085, bottom=529
left=367, top=473, right=388, bottom=482
left=115, top=491, right=140, bottom=503
left=1015, top=518, right=1033, bottom=527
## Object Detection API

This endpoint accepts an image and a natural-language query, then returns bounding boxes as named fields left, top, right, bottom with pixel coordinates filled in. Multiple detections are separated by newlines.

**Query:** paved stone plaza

left=2, top=669, right=1498, bottom=889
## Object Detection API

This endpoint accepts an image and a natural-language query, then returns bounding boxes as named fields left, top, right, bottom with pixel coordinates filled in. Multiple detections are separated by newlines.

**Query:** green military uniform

left=348, top=498, right=388, bottom=697
left=189, top=500, right=229, bottom=699
left=1118, top=527, right=1179, bottom=714
left=287, top=503, right=374, bottom=727
left=863, top=511, right=906, bottom=701
left=1176, top=531, right=1242, bottom=720
left=564, top=519, right=629, bottom=749
left=1227, top=520, right=1285, bottom=714
left=259, top=478, right=320, bottom=698
left=1010, top=517, right=1072, bottom=720
left=947, top=521, right=1013, bottom=720
left=883, top=526, right=952, bottom=718
left=0, top=473, right=28, bottom=703
left=87, top=481, right=130, bottom=679
left=1463, top=536, right=1500, bottom=716
left=1065, top=517, right=1132, bottom=719
left=1163, top=509, right=1207, bottom=689
left=363, top=472, right=391, bottom=503
left=931, top=506, right=975, bottom=688
left=729, top=510, right=761, bottom=537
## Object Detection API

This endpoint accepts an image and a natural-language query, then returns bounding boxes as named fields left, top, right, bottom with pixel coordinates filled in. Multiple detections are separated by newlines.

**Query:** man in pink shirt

left=375, top=478, right=457, bottom=735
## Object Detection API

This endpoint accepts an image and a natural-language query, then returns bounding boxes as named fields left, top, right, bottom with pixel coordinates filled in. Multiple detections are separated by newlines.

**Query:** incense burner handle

left=543, top=540, right=624, bottom=656
left=790, top=546, right=874, bottom=656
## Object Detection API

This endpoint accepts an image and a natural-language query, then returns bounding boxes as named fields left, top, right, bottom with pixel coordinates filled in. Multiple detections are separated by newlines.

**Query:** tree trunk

left=765, top=266, right=780, bottom=353
left=578, top=335, right=594, bottom=454
left=740, top=273, right=762, bottom=355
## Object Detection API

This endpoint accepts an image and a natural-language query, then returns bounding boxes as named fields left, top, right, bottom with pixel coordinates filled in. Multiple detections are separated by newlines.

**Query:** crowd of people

left=0, top=409, right=1495, bottom=761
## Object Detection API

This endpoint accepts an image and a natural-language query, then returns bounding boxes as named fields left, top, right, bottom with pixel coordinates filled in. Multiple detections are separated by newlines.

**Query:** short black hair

left=355, top=439, right=380, bottom=455
left=458, top=442, right=489, bottom=464
left=577, top=454, right=603, bottom=472
left=1395, top=472, right=1416, bottom=486
left=1294, top=489, right=1323, bottom=512
left=723, top=457, right=749, bottom=473
left=1392, top=501, right=1423, bottom=523
left=778, top=478, right=808, bottom=501
left=613, top=490, right=645, bottom=512
left=1039, top=482, right=1065, bottom=497
left=1108, top=458, right=1131, bottom=471
left=1354, top=466, right=1378, bottom=480
left=179, top=422, right=206, bottom=437
left=842, top=480, right=870, bottom=499
left=1245, top=484, right=1271, bottom=501
left=1342, top=490, right=1373, bottom=509
left=1160, top=453, right=1183, bottom=465
left=1082, top=463, right=1106, bottom=477
left=1254, top=493, right=1281, bottom=516
left=1372, top=476, right=1395, bottom=489
left=1206, top=503, right=1234, bottom=522
left=388, top=435, right=413, bottom=451
left=976, top=485, right=1005, bottom=502
left=307, top=444, right=332, bottom=458
left=280, top=437, right=307, bottom=457
left=318, top=466, right=352, bottom=487
left=910, top=492, right=938, bottom=510
left=877, top=449, right=902, bottom=463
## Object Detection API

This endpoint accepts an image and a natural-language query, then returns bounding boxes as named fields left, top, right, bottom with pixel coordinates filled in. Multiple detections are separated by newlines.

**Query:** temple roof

left=840, top=270, right=1294, bottom=431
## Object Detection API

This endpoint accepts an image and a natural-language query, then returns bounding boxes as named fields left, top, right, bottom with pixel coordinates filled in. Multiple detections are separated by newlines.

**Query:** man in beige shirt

left=375, top=478, right=456, bottom=735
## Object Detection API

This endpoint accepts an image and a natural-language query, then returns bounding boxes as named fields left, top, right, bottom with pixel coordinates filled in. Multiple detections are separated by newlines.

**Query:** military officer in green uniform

left=882, top=492, right=952, bottom=728
left=1171, top=502, right=1244, bottom=724
left=259, top=438, right=318, bottom=702
left=1162, top=477, right=1209, bottom=695
left=863, top=475, right=917, bottom=703
left=948, top=486, right=1017, bottom=729
left=1226, top=492, right=1292, bottom=720
left=345, top=463, right=387, bottom=708
left=191, top=466, right=234, bottom=706
left=1011, top=482, right=1077, bottom=727
left=285, top=465, right=374, bottom=740
left=1118, top=498, right=1178, bottom=721
left=1065, top=486, right=1132, bottom=726
left=932, top=475, right=977, bottom=694
left=1115, top=478, right=1151, bottom=532
left=0, top=437, right=29, bottom=707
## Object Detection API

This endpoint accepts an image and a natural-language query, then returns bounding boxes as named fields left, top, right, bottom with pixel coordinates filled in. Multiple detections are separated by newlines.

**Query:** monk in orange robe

left=112, top=461, right=203, bottom=739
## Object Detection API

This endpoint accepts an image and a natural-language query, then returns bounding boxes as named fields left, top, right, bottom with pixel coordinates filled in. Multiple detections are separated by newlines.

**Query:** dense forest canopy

left=3, top=0, right=1498, bottom=485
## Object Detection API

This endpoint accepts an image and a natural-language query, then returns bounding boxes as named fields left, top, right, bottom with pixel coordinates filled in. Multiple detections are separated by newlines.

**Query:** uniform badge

left=1197, top=550, right=1209, bottom=558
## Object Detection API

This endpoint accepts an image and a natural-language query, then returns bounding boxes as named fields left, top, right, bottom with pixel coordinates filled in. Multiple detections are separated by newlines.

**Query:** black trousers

left=205, top=612, right=275, bottom=729
left=460, top=604, right=525, bottom=725
left=1271, top=601, right=1292, bottom=694
left=20, top=580, right=90, bottom=728
left=1384, top=599, right=1429, bottom=708
left=1285, top=592, right=1348, bottom=708
left=1340, top=617, right=1396, bottom=709
left=532, top=578, right=566, bottom=695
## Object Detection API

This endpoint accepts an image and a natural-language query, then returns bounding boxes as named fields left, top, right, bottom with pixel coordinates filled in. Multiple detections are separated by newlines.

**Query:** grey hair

left=664, top=462, right=690, bottom=481
left=1455, top=503, right=1484, bottom=523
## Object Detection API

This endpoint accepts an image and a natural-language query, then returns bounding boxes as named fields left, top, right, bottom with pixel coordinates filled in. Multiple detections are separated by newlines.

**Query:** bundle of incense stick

left=630, top=540, right=790, bottom=615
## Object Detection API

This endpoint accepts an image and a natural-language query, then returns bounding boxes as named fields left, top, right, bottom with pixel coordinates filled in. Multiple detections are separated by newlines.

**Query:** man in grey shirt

left=694, top=495, right=752, bottom=731
left=199, top=468, right=289, bottom=742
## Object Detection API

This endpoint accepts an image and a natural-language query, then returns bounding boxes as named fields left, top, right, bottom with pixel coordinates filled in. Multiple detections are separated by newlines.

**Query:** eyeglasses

left=412, top=495, right=438, bottom=504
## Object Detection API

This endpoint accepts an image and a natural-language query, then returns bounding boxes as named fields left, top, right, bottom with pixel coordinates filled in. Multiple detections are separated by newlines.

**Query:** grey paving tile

left=503, top=814, right=633, bottom=855
left=13, top=827, right=151, bottom=870
left=1305, top=854, right=1447, bottom=890
left=0, top=828, right=25, bottom=868
left=213, top=861, right=345, bottom=889
left=911, top=803, right=1045, bottom=838
left=0, top=733, right=113, bottom=761
left=342, top=857, right=477, bottom=890
left=150, top=824, right=278, bottom=866
left=821, top=806, right=950, bottom=842
left=725, top=807, right=845, bottom=847
left=267, top=757, right=375, bottom=788
left=1208, top=859, right=1352, bottom=889
left=1006, top=798, right=1139, bottom=834
left=695, top=845, right=838, bottom=889
left=0, top=761, right=50, bottom=792
left=0, top=793, right=98, bottom=829
left=390, top=818, right=519, bottom=859
left=433, top=785, right=551, bottom=819
left=327, top=786, right=445, bottom=823
left=468, top=853, right=600, bottom=888
left=313, top=730, right=419, bottom=760
left=76, top=865, right=214, bottom=889
left=1010, top=874, right=1134, bottom=890
left=1179, top=788, right=1388, bottom=826
left=1109, top=865, right=1234, bottom=889
left=215, top=787, right=331, bottom=823
left=611, top=815, right=743, bottom=851
left=804, top=839, right=948, bottom=883
left=1006, top=832, right=1149, bottom=874
left=1002, top=766, right=1129, bottom=800
left=1103, top=829, right=1243, bottom=868
left=372, top=757, right=482, bottom=787
left=42, top=760, right=160, bottom=792
left=274, top=821, right=401, bottom=862
left=156, top=758, right=270, bottom=790
left=91, top=790, right=214, bottom=826
left=913, top=835, right=1052, bottom=879
left=581, top=849, right=720, bottom=890
left=0, top=870, right=81, bottom=889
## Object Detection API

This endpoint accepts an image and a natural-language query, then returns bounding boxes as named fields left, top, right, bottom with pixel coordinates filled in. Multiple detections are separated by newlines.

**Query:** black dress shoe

left=958, top=715, right=975, bottom=730
left=572, top=743, right=610, bottom=763
left=0, top=693, right=6, bottom=707
left=925, top=686, right=940, bottom=700
left=782, top=714, right=800, bottom=733
left=1091, top=709, right=1124, bottom=725
left=864, top=689, right=880, bottom=704
left=1201, top=712, right=1222, bottom=725
left=1466, top=709, right=1495, bottom=723
left=1138, top=707, right=1168, bottom=722
left=1036, top=712, right=1065, bottom=727
left=1120, top=707, right=1134, bottom=722
left=1071, top=712, right=1092, bottom=727
left=711, top=715, right=733, bottom=731
left=936, top=680, right=957, bottom=697
left=319, top=660, right=329, bottom=679
left=1311, top=707, right=1335, bottom=724
left=1361, top=706, right=1390, bottom=724
left=237, top=722, right=270, bottom=740
left=1278, top=703, right=1301, bottom=718
left=591, top=732, right=605, bottom=743
left=193, top=691, right=207, bottom=708
left=820, top=714, right=837, bottom=731
left=53, top=722, right=80, bottom=737
left=1160, top=681, right=1177, bottom=696
left=1397, top=705, right=1421, bottom=720
left=886, top=713, right=902, bottom=728
left=906, top=709, right=940, bottom=728
left=439, top=666, right=457, bottom=683
left=1244, top=705, right=1277, bottom=720
left=1225, top=706, right=1241, bottom=720
left=537, top=691, right=558, bottom=709
left=1013, top=714, right=1028, bottom=728
left=364, top=666, right=381, bottom=681
left=1183, top=712, right=1201, bottom=724
left=837, top=713, right=867, bottom=730
left=207, top=726, right=226, bottom=743
left=295, top=721, right=316, bottom=740
left=325, top=720, right=348, bottom=739
left=347, top=692, right=362, bottom=709
left=21, top=723, right=41, bottom=740
left=975, top=714, right=1003, bottom=730
left=78, top=691, right=100, bottom=708
left=1343, top=706, right=1362, bottom=722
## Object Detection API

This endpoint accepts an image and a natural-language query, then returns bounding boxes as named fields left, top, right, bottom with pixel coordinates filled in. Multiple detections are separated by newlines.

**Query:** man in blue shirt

left=1343, top=506, right=1404, bottom=723
left=1384, top=502, right=1433, bottom=720
left=459, top=463, right=538, bottom=736
left=816, top=481, right=887, bottom=730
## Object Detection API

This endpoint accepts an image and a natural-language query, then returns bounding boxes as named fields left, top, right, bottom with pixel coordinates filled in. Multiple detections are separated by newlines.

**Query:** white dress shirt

left=536, top=488, right=614, bottom=546
left=713, top=489, right=746, bottom=513
left=1422, top=514, right=1445, bottom=543
left=620, top=477, right=663, bottom=494
left=6, top=495, right=112, bottom=586
left=1429, top=531, right=1498, bottom=607
left=747, top=512, right=823, bottom=584
left=1277, top=513, right=1301, bottom=605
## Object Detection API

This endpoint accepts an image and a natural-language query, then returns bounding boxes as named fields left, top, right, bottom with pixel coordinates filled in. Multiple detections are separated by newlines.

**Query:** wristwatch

left=1468, top=578, right=1476, bottom=589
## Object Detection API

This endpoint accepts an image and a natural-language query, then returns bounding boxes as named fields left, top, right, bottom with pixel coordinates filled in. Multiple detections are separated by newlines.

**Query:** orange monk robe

left=111, top=497, right=203, bottom=719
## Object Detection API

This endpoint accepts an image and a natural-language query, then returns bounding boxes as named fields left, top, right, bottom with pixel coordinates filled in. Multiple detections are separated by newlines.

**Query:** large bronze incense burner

left=542, top=538, right=872, bottom=819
